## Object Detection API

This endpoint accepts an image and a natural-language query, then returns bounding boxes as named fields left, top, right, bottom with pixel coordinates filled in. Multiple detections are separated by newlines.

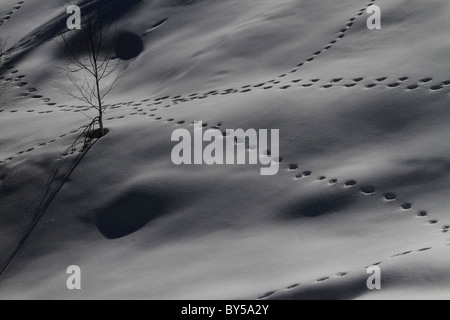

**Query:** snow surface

left=0, top=0, right=449, bottom=299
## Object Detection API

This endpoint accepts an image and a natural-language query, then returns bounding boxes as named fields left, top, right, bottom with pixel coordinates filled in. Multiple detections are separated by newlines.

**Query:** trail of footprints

left=255, top=169, right=447, bottom=300
left=0, top=70, right=60, bottom=115
left=0, top=0, right=67, bottom=115
left=1, top=1, right=59, bottom=58
left=284, top=0, right=377, bottom=75
left=0, top=128, right=80, bottom=166
left=0, top=1, right=24, bottom=29
left=2, top=75, right=449, bottom=117
left=60, top=75, right=450, bottom=124
left=256, top=247, right=437, bottom=300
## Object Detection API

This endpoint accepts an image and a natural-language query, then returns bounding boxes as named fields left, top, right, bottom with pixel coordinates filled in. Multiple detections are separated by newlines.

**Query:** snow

left=0, top=0, right=449, bottom=300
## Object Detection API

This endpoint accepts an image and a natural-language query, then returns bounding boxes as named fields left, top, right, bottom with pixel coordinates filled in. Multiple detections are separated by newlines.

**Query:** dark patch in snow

left=96, top=191, right=165, bottom=239
left=115, top=32, right=144, bottom=60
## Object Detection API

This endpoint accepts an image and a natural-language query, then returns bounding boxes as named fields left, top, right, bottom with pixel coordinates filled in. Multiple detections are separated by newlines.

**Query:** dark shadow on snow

left=0, top=0, right=143, bottom=74
left=0, top=125, right=103, bottom=278
left=284, top=192, right=356, bottom=219
left=114, top=32, right=143, bottom=60
left=96, top=191, right=165, bottom=239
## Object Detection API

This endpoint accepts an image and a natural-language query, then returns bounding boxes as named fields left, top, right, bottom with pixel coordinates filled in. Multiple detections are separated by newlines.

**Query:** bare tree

left=59, top=0, right=121, bottom=139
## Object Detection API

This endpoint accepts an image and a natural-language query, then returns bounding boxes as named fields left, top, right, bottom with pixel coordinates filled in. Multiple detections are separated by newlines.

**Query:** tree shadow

left=0, top=0, right=143, bottom=74
left=0, top=124, right=101, bottom=277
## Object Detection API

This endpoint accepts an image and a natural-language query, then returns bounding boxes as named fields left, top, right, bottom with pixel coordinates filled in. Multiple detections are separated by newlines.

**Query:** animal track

left=285, top=0, right=377, bottom=75
left=0, top=128, right=80, bottom=164
left=21, top=73, right=441, bottom=122
left=430, top=85, right=443, bottom=91
left=0, top=1, right=24, bottom=29
left=401, top=203, right=412, bottom=210
left=383, top=192, right=397, bottom=201
left=286, top=283, right=300, bottom=290
left=251, top=131, right=445, bottom=300
left=257, top=291, right=276, bottom=300
left=258, top=244, right=437, bottom=300
left=316, top=277, right=329, bottom=282
left=336, top=272, right=348, bottom=277
left=418, top=211, right=428, bottom=217
left=360, top=186, right=376, bottom=195
left=344, top=180, right=357, bottom=187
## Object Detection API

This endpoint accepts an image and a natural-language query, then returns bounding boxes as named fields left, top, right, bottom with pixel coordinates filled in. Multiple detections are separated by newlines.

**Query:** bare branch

left=57, top=0, right=122, bottom=140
